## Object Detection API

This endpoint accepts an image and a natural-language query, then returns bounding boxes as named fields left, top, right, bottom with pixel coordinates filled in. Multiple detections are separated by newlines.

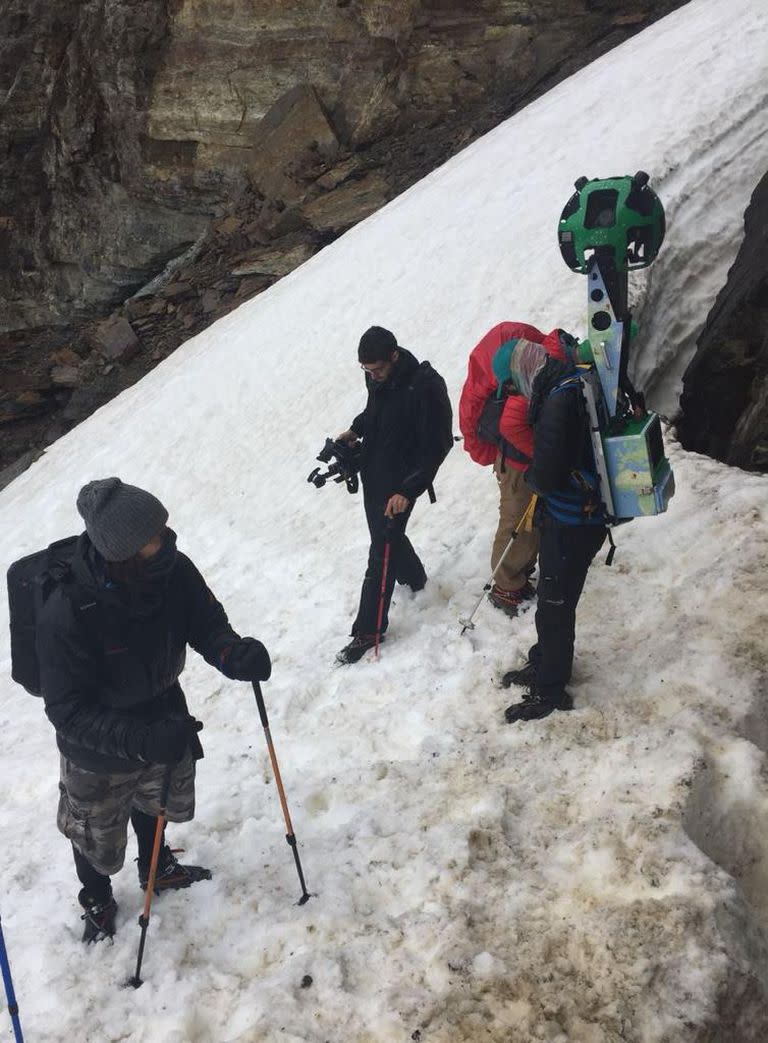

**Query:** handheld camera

left=307, top=438, right=362, bottom=494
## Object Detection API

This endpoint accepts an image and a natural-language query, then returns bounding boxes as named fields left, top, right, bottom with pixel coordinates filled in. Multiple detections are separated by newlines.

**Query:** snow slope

left=2, top=0, right=768, bottom=1039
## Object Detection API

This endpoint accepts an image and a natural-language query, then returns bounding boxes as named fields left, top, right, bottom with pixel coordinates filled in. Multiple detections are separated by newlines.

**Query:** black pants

left=352, top=492, right=426, bottom=636
left=529, top=515, right=606, bottom=701
left=73, top=809, right=163, bottom=901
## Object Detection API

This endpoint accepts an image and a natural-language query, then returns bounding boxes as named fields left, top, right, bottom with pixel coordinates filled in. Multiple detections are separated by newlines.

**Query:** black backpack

left=409, top=361, right=454, bottom=500
left=476, top=389, right=531, bottom=470
left=7, top=536, right=92, bottom=696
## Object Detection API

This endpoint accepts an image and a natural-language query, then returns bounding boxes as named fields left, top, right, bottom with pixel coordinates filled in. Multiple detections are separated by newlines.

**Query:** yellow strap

left=517, top=494, right=538, bottom=533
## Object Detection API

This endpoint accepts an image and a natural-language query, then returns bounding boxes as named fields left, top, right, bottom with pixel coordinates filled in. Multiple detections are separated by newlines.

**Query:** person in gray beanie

left=36, top=478, right=272, bottom=943
left=76, top=477, right=169, bottom=562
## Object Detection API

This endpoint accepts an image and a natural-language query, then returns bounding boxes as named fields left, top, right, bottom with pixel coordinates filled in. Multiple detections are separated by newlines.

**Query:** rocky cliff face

left=1, top=0, right=682, bottom=331
left=0, top=0, right=202, bottom=330
left=677, top=171, right=768, bottom=473
left=0, top=0, right=684, bottom=481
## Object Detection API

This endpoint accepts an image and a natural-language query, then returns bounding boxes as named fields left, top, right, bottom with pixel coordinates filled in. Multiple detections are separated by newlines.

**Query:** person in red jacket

left=459, top=322, right=575, bottom=616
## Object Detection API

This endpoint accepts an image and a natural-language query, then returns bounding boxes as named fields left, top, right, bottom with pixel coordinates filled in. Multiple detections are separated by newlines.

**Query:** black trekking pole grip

left=252, top=680, right=270, bottom=730
left=252, top=682, right=311, bottom=905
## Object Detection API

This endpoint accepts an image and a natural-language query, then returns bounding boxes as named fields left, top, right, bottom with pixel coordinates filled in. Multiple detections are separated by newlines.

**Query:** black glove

left=220, top=637, right=272, bottom=682
left=143, top=717, right=204, bottom=764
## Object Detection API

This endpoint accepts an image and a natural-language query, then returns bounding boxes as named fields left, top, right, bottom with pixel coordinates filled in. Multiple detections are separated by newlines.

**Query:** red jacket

left=459, top=323, right=571, bottom=471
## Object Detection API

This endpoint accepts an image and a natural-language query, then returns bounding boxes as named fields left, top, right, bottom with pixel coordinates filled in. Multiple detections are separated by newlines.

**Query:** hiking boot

left=139, top=847, right=213, bottom=893
left=504, top=687, right=573, bottom=724
left=398, top=574, right=427, bottom=593
left=501, top=661, right=537, bottom=689
left=79, top=888, right=118, bottom=944
left=488, top=581, right=536, bottom=618
left=335, top=633, right=384, bottom=665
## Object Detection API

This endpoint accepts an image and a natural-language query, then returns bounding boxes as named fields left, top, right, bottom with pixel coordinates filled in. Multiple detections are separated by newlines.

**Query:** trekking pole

left=0, top=912, right=23, bottom=1043
left=127, top=764, right=173, bottom=989
left=374, top=532, right=393, bottom=660
left=459, top=494, right=538, bottom=634
left=252, top=682, right=311, bottom=905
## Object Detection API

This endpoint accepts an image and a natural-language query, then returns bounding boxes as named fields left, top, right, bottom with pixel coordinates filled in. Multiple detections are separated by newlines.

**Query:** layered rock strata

left=0, top=0, right=685, bottom=482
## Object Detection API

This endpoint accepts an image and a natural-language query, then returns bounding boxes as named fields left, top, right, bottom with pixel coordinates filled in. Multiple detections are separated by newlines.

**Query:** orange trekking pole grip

left=127, top=764, right=173, bottom=989
left=252, top=682, right=311, bottom=905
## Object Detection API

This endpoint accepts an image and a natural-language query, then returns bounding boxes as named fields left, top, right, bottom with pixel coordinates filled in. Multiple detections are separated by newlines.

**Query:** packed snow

left=2, top=0, right=768, bottom=1039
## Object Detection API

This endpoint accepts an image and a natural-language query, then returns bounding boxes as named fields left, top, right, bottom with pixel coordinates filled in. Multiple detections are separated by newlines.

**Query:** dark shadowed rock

left=0, top=448, right=44, bottom=493
left=200, top=289, right=222, bottom=314
left=95, top=316, right=140, bottom=360
left=230, top=243, right=315, bottom=278
left=303, top=173, right=391, bottom=232
left=250, top=85, right=339, bottom=203
left=50, top=365, right=82, bottom=387
left=677, top=170, right=768, bottom=473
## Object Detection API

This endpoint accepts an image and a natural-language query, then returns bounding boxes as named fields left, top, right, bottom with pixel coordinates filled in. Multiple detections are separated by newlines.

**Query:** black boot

left=139, top=847, right=213, bottom=893
left=336, top=633, right=383, bottom=665
left=79, top=888, right=118, bottom=944
left=398, top=574, right=426, bottom=593
left=500, top=661, right=537, bottom=689
left=504, top=686, right=573, bottom=724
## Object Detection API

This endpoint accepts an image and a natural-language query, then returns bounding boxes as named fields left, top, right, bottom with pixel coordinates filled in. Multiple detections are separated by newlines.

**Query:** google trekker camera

left=558, top=170, right=674, bottom=522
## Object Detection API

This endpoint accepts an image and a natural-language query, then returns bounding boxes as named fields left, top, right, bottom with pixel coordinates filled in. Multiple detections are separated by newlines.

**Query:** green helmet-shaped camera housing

left=556, top=170, right=674, bottom=523
left=558, top=171, right=665, bottom=274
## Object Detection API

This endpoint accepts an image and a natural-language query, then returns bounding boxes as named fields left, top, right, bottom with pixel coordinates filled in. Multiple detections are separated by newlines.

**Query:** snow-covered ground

left=2, top=0, right=768, bottom=1039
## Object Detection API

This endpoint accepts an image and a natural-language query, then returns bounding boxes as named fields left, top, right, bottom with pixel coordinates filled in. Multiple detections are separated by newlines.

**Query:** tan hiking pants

left=491, top=454, right=539, bottom=591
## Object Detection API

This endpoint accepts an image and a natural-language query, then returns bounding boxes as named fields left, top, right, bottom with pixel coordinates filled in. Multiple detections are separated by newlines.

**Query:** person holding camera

left=37, top=478, right=272, bottom=942
left=334, top=327, right=452, bottom=665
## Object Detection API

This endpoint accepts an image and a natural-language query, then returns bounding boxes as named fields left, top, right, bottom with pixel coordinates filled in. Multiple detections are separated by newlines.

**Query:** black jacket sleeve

left=351, top=373, right=375, bottom=438
left=399, top=372, right=453, bottom=501
left=178, top=555, right=241, bottom=671
left=38, top=597, right=146, bottom=760
left=525, top=388, right=582, bottom=496
left=351, top=403, right=369, bottom=439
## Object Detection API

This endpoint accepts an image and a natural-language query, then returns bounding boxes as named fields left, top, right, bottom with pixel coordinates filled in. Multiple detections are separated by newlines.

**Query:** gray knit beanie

left=76, top=478, right=169, bottom=561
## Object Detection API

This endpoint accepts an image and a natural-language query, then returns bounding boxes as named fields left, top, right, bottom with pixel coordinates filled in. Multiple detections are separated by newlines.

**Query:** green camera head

left=558, top=171, right=665, bottom=274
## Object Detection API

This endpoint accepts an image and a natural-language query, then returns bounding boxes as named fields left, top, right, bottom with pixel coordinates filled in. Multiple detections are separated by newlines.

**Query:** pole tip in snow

left=125, top=976, right=143, bottom=990
left=298, top=892, right=311, bottom=905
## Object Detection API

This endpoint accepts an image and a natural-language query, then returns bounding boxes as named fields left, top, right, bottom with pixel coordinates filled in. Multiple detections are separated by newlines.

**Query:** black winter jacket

left=350, top=348, right=452, bottom=502
left=37, top=534, right=240, bottom=772
left=525, top=359, right=604, bottom=523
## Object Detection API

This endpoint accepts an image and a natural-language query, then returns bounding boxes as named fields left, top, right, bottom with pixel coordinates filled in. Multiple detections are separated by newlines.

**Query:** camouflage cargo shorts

left=57, top=754, right=196, bottom=876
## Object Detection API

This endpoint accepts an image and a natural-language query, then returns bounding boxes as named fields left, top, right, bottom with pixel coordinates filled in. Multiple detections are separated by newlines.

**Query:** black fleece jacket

left=350, top=347, right=451, bottom=502
left=525, top=359, right=597, bottom=500
left=37, top=534, right=240, bottom=772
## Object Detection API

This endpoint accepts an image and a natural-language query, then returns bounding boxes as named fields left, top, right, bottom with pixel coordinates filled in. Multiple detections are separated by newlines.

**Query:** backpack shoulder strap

left=547, top=373, right=584, bottom=397
left=44, top=539, right=104, bottom=644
